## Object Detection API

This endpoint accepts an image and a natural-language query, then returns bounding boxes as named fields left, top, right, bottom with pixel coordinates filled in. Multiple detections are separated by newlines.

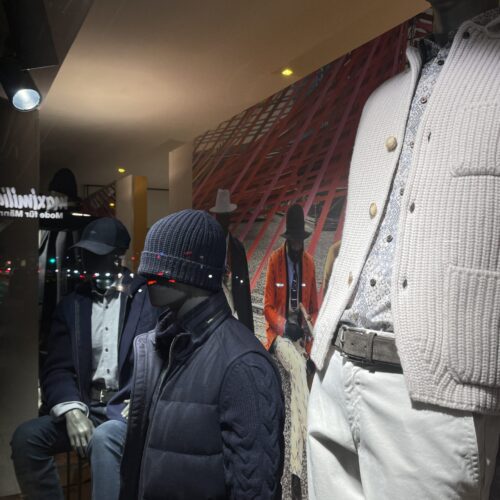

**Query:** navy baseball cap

left=73, top=217, right=131, bottom=255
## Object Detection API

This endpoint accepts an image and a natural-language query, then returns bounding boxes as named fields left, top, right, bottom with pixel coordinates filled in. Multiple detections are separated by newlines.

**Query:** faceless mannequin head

left=81, top=248, right=124, bottom=291
left=428, top=0, right=498, bottom=42
left=139, top=210, right=226, bottom=320
left=214, top=212, right=231, bottom=236
left=287, top=239, right=304, bottom=263
left=73, top=217, right=131, bottom=291
left=146, top=276, right=212, bottom=318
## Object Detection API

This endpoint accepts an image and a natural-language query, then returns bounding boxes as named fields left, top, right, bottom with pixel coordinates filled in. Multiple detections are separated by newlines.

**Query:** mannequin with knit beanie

left=119, top=209, right=285, bottom=500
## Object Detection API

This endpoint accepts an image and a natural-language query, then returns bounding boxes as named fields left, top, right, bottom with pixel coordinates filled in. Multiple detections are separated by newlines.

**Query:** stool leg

left=66, top=451, right=71, bottom=500
left=77, top=455, right=82, bottom=500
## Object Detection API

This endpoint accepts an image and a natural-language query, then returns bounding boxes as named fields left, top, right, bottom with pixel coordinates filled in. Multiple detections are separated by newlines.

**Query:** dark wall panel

left=0, top=98, right=40, bottom=496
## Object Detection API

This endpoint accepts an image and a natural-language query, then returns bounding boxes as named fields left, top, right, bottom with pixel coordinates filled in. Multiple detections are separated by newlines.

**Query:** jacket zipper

left=137, top=335, right=180, bottom=497
left=124, top=334, right=144, bottom=453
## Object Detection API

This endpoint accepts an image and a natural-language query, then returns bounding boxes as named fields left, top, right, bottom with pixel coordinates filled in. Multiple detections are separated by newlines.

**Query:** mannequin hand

left=284, top=321, right=303, bottom=342
left=65, top=409, right=94, bottom=457
left=121, top=399, right=130, bottom=420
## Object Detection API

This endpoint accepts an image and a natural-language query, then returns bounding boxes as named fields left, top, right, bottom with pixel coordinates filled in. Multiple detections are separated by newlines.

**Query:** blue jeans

left=10, top=413, right=127, bottom=500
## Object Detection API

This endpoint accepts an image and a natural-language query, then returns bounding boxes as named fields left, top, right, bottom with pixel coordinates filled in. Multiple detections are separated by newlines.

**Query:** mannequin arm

left=41, top=300, right=82, bottom=408
left=220, top=354, right=284, bottom=499
left=65, top=409, right=95, bottom=457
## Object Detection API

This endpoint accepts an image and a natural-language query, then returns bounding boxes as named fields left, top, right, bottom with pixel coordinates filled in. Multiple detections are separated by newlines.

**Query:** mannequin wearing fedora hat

left=210, top=189, right=254, bottom=332
left=264, top=204, right=319, bottom=500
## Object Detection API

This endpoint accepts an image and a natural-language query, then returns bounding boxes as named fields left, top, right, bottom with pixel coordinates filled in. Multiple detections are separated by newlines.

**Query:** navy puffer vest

left=120, top=292, right=281, bottom=500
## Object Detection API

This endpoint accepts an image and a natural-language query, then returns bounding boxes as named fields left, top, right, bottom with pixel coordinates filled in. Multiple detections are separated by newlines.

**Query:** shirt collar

left=471, top=7, right=500, bottom=28
left=419, top=36, right=449, bottom=64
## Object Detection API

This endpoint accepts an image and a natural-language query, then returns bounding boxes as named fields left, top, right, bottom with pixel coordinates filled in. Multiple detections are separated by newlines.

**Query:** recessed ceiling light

left=109, top=202, right=115, bottom=207
left=281, top=68, right=294, bottom=77
left=118, top=168, right=126, bottom=174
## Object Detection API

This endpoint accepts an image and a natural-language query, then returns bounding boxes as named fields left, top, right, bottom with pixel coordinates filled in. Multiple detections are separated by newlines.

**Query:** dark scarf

left=154, top=309, right=184, bottom=358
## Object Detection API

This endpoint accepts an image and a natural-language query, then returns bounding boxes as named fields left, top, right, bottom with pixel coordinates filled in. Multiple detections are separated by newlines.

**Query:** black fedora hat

left=281, top=204, right=311, bottom=240
left=72, top=217, right=130, bottom=255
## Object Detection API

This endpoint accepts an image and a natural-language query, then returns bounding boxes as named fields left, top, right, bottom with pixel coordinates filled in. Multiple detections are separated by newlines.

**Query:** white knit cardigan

left=312, top=14, right=500, bottom=414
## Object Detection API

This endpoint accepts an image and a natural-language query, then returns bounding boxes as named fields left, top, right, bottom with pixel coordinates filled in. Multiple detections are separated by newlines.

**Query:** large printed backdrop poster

left=192, top=11, right=432, bottom=497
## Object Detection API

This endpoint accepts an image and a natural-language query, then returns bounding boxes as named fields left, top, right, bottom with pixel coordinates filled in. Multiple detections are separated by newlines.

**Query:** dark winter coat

left=120, top=292, right=284, bottom=500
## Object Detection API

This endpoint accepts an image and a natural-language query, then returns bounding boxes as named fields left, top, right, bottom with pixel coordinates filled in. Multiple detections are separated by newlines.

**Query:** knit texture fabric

left=312, top=13, right=500, bottom=414
left=139, top=209, right=225, bottom=291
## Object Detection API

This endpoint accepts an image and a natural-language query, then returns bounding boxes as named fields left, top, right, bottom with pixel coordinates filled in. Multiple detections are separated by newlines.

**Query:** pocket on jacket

left=451, top=101, right=500, bottom=177
left=445, top=265, right=500, bottom=387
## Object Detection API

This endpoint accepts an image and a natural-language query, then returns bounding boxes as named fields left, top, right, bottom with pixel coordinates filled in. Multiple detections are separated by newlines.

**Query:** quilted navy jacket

left=41, top=271, right=159, bottom=421
left=120, top=292, right=285, bottom=500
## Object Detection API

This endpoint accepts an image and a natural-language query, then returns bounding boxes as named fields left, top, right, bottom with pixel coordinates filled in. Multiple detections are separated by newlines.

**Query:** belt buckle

left=99, top=389, right=105, bottom=404
left=338, top=325, right=347, bottom=357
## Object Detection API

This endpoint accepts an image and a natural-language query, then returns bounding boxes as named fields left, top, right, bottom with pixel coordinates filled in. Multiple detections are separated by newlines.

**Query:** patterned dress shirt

left=91, top=284, right=121, bottom=390
left=50, top=280, right=122, bottom=419
left=341, top=8, right=499, bottom=331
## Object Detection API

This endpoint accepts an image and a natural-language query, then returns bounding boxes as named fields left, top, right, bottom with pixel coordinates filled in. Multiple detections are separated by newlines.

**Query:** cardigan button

left=385, top=136, right=398, bottom=152
left=463, top=31, right=470, bottom=39
left=369, top=202, right=378, bottom=219
left=347, top=272, right=353, bottom=286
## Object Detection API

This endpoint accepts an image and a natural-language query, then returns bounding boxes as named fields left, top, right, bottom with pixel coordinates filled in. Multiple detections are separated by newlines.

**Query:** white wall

left=168, top=142, right=193, bottom=213
left=147, top=189, right=169, bottom=228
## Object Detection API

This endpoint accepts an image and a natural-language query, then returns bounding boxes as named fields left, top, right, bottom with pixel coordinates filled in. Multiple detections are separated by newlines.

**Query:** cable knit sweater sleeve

left=219, top=352, right=285, bottom=500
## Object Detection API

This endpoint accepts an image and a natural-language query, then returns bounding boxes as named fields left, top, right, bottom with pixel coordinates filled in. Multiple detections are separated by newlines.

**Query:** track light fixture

left=0, top=58, right=41, bottom=111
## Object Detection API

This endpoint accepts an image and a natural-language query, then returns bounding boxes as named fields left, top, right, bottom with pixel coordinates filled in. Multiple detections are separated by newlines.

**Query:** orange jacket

left=263, top=244, right=319, bottom=351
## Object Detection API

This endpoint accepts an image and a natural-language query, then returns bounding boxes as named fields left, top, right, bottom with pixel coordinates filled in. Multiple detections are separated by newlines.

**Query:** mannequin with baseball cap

left=11, top=217, right=158, bottom=500
left=120, top=209, right=284, bottom=500
left=210, top=189, right=254, bottom=332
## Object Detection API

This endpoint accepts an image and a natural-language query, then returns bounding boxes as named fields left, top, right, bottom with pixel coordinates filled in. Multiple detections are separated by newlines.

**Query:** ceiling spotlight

left=0, top=59, right=41, bottom=111
left=109, top=202, right=116, bottom=208
left=118, top=168, right=126, bottom=174
left=281, top=68, right=294, bottom=77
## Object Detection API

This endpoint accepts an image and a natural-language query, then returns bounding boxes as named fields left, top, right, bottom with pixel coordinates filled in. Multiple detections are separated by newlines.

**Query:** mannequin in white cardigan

left=307, top=1, right=500, bottom=499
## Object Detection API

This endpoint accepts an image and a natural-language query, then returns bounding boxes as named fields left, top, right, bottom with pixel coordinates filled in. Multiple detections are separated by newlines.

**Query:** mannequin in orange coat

left=263, top=204, right=318, bottom=500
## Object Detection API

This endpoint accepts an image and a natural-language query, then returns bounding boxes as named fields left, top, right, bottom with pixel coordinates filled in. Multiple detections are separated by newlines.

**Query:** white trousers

left=274, top=335, right=309, bottom=477
left=307, top=349, right=500, bottom=500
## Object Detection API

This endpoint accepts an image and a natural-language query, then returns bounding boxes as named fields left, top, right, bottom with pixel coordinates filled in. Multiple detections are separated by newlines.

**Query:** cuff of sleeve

left=50, top=402, right=89, bottom=421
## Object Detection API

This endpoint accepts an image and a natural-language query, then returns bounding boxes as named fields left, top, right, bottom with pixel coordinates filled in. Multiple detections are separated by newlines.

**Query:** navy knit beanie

left=138, top=209, right=226, bottom=291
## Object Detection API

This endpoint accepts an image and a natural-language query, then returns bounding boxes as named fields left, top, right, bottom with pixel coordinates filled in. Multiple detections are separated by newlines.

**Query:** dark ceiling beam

left=0, top=0, right=94, bottom=101
left=2, top=0, right=58, bottom=69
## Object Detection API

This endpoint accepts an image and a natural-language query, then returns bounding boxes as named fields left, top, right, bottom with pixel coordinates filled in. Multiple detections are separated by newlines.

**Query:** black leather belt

left=91, top=387, right=117, bottom=405
left=334, top=325, right=401, bottom=369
